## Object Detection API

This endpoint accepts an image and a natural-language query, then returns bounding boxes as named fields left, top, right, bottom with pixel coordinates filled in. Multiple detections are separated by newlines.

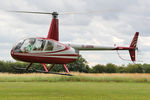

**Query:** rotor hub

left=52, top=12, right=58, bottom=18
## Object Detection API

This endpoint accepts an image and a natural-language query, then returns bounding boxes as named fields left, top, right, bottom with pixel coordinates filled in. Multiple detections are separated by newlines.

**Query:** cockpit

left=13, top=38, right=54, bottom=53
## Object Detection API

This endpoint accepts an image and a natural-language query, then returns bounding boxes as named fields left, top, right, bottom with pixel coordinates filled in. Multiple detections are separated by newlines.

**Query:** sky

left=0, top=0, right=150, bottom=66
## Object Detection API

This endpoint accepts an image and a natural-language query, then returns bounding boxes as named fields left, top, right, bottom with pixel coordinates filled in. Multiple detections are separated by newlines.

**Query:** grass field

left=0, top=73, right=150, bottom=100
left=0, top=73, right=150, bottom=82
left=1, top=82, right=150, bottom=100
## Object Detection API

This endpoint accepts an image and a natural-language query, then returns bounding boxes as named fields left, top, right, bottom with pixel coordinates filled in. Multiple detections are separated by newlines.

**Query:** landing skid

left=12, top=66, right=73, bottom=76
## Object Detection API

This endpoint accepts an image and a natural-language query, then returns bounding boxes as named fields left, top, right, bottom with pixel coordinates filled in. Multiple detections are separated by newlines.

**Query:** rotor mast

left=47, top=12, right=59, bottom=41
left=52, top=11, right=58, bottom=18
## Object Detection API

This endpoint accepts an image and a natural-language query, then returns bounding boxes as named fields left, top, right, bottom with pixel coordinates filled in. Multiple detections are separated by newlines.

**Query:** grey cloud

left=0, top=0, right=149, bottom=64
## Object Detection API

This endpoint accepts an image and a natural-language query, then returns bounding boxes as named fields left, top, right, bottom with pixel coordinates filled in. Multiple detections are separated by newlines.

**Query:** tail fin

left=129, top=32, right=139, bottom=61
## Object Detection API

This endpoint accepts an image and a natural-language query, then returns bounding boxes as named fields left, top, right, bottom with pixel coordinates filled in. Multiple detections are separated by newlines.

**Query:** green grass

left=0, top=73, right=149, bottom=83
left=0, top=73, right=150, bottom=100
left=0, top=76, right=148, bottom=83
left=0, top=76, right=146, bottom=82
left=0, top=82, right=150, bottom=100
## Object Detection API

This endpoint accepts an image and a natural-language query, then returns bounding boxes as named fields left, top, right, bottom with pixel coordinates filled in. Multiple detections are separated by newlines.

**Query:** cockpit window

left=33, top=39, right=46, bottom=51
left=21, top=38, right=35, bottom=53
left=44, top=41, right=53, bottom=51
left=13, top=38, right=35, bottom=53
left=13, top=38, right=54, bottom=53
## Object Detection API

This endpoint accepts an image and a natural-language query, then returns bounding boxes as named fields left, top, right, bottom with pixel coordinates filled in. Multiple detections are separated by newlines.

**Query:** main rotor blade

left=9, top=11, right=53, bottom=15
left=8, top=9, right=119, bottom=15
left=61, top=9, right=119, bottom=15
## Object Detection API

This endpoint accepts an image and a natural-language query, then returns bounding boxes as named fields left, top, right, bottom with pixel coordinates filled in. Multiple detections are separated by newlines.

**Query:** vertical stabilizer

left=129, top=32, right=139, bottom=61
left=130, top=32, right=139, bottom=48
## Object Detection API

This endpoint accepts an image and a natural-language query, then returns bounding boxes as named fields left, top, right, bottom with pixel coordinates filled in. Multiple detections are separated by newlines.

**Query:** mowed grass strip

left=0, top=73, right=150, bottom=82
left=0, top=82, right=150, bottom=100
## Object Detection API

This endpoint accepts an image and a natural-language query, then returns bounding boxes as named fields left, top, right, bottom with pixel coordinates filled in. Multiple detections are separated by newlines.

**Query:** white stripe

left=43, top=56, right=78, bottom=59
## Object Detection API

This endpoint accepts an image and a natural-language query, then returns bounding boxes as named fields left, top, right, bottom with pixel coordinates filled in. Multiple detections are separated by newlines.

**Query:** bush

left=0, top=59, right=150, bottom=73
left=142, top=64, right=150, bottom=73
left=92, top=64, right=106, bottom=73
left=105, top=63, right=117, bottom=73
left=126, top=64, right=143, bottom=73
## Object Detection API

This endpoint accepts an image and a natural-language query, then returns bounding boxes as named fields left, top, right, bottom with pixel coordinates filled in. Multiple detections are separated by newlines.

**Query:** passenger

left=45, top=41, right=53, bottom=51
left=24, top=39, right=35, bottom=52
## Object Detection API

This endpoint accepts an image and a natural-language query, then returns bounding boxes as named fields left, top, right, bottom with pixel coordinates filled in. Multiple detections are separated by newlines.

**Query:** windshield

left=13, top=38, right=56, bottom=53
left=13, top=39, right=25, bottom=53
left=13, top=38, right=36, bottom=53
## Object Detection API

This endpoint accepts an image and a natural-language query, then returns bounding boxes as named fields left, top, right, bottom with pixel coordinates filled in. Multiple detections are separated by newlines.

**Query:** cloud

left=140, top=36, right=150, bottom=46
left=112, top=36, right=124, bottom=46
left=0, top=0, right=149, bottom=66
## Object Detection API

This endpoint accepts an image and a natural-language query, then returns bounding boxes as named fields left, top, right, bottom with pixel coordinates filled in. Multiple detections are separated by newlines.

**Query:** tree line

left=0, top=55, right=150, bottom=73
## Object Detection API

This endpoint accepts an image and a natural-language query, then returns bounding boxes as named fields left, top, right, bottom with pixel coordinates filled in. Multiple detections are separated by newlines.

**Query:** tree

left=67, top=55, right=90, bottom=73
left=126, top=64, right=143, bottom=73
left=1, top=59, right=150, bottom=73
left=142, top=64, right=150, bottom=73
left=92, top=64, right=106, bottom=73
left=118, top=67, right=126, bottom=73
left=49, top=55, right=90, bottom=73
left=105, top=63, right=117, bottom=73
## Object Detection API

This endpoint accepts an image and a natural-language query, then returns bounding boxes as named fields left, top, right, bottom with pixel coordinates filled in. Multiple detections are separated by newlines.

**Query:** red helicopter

left=10, top=11, right=139, bottom=75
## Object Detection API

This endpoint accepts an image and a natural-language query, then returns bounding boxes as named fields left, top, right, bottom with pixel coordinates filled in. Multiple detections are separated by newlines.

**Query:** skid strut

left=12, top=63, right=72, bottom=76
left=42, top=63, right=48, bottom=72
left=42, top=63, right=70, bottom=74
left=26, top=63, right=33, bottom=70
left=63, top=64, right=70, bottom=74
left=48, top=64, right=55, bottom=71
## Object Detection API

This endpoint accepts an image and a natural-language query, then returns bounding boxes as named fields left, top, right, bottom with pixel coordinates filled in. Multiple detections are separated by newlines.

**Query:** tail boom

left=65, top=32, right=139, bottom=62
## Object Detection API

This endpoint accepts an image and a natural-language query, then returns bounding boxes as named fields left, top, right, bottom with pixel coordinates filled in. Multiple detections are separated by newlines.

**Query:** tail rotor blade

left=136, top=48, right=144, bottom=63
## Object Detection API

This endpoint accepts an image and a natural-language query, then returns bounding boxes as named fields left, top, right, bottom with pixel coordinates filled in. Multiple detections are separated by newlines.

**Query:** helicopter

left=10, top=11, right=139, bottom=75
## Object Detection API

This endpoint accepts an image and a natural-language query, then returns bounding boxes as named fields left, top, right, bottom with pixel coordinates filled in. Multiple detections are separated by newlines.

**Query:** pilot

left=25, top=39, right=35, bottom=52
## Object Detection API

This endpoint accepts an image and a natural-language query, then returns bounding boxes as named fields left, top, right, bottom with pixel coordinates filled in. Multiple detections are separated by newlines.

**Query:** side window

left=45, top=41, right=53, bottom=51
left=33, top=39, right=46, bottom=51
left=20, top=38, right=35, bottom=53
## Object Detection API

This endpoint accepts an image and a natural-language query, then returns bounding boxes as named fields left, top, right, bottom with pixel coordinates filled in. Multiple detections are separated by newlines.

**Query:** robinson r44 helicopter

left=11, top=11, right=139, bottom=75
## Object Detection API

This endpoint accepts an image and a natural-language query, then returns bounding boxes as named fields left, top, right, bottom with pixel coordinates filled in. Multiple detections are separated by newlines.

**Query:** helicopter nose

left=10, top=49, right=15, bottom=57
left=11, top=49, right=18, bottom=61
